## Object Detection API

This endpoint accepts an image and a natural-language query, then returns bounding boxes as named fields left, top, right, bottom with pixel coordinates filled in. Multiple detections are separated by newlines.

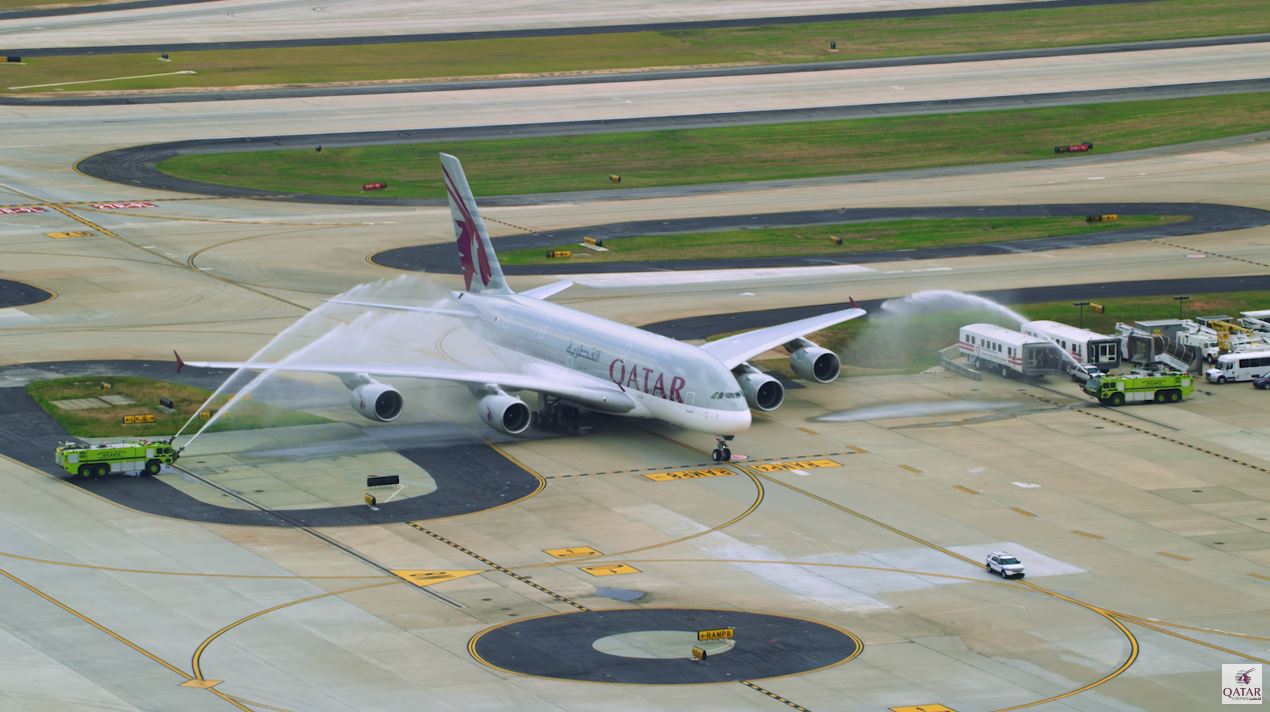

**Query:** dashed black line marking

left=741, top=680, right=811, bottom=711
left=1152, top=239, right=1270, bottom=269
left=483, top=216, right=536, bottom=233
left=405, top=521, right=589, bottom=611
left=1024, top=392, right=1270, bottom=474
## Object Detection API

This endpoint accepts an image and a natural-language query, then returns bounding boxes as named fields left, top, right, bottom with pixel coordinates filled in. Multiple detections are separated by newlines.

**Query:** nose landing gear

left=711, top=435, right=735, bottom=463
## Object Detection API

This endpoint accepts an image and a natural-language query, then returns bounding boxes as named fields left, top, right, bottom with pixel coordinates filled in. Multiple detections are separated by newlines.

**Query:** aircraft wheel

left=711, top=449, right=722, bottom=462
left=721, top=448, right=731, bottom=462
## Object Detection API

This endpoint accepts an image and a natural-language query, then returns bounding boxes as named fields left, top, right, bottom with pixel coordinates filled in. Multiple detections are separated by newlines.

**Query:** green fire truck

left=54, top=439, right=180, bottom=477
left=1082, top=370, right=1194, bottom=406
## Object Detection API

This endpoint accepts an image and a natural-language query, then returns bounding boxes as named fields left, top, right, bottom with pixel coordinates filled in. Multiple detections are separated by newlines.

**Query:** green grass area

left=2, top=0, right=1265, bottom=93
left=502, top=215, right=1185, bottom=264
left=26, top=376, right=329, bottom=438
left=775, top=291, right=1270, bottom=375
left=157, top=92, right=1270, bottom=198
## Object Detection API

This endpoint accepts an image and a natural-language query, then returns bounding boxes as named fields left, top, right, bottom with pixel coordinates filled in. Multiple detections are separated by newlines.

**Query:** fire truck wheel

left=1168, top=389, right=1181, bottom=402
left=1109, top=392, right=1125, bottom=407
left=144, top=459, right=161, bottom=476
left=77, top=465, right=91, bottom=478
left=95, top=463, right=110, bottom=477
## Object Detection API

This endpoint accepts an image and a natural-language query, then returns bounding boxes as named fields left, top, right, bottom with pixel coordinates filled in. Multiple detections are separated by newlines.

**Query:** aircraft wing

left=698, top=306, right=866, bottom=369
left=520, top=280, right=573, bottom=300
left=175, top=354, right=637, bottom=413
left=324, top=298, right=472, bottom=318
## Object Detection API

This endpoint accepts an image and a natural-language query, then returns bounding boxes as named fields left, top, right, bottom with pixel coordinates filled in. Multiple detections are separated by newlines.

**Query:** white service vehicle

left=986, top=552, right=1025, bottom=579
left=958, top=323, right=1063, bottom=378
left=1207, top=350, right=1270, bottom=384
left=1022, top=320, right=1120, bottom=371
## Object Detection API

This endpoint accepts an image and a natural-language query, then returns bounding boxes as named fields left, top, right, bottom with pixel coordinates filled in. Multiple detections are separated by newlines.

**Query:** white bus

left=1206, top=350, right=1270, bottom=384
left=959, top=323, right=1063, bottom=378
left=1022, top=320, right=1120, bottom=371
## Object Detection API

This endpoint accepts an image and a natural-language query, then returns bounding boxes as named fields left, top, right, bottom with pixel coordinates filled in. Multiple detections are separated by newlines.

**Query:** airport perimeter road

left=0, top=0, right=1072, bottom=48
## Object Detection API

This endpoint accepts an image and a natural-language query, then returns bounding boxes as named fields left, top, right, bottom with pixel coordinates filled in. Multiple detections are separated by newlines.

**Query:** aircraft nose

left=724, top=408, right=752, bottom=433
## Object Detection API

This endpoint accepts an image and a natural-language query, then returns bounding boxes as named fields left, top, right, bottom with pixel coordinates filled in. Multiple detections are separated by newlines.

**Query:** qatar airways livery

left=179, top=154, right=865, bottom=461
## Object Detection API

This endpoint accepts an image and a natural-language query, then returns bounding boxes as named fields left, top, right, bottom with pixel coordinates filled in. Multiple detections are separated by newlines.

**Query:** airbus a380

left=179, top=154, right=865, bottom=462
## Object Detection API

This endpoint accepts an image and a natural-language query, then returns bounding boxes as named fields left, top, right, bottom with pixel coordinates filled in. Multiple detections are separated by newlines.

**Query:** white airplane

left=178, top=154, right=865, bottom=462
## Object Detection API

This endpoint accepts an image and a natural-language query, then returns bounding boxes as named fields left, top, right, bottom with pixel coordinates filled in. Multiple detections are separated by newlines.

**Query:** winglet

left=848, top=296, right=862, bottom=311
left=174, top=350, right=185, bottom=373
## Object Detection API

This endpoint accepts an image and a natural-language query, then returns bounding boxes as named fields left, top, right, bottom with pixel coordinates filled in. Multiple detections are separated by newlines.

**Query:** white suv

left=986, top=551, right=1025, bottom=579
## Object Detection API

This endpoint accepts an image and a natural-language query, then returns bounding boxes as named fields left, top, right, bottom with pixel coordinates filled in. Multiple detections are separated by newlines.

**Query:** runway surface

left=0, top=0, right=1117, bottom=49
left=1, top=6, right=1269, bottom=711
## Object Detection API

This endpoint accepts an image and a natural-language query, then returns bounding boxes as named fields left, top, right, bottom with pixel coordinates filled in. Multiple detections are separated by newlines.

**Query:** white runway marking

left=10, top=70, right=197, bottom=91
left=574, top=264, right=875, bottom=287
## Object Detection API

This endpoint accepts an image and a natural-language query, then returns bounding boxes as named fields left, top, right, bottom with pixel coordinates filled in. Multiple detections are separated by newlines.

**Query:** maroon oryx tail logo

left=1237, top=668, right=1255, bottom=685
left=443, top=165, right=492, bottom=290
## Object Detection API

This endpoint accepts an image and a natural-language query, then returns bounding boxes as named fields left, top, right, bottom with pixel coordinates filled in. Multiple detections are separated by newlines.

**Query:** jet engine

left=735, top=367, right=784, bottom=412
left=349, top=381, right=404, bottom=422
left=478, top=392, right=532, bottom=435
left=789, top=343, right=841, bottom=383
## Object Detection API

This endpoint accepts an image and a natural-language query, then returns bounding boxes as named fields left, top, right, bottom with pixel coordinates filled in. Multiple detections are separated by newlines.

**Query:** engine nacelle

left=736, top=369, right=784, bottom=412
left=478, top=393, right=532, bottom=435
left=790, top=345, right=841, bottom=383
left=350, top=382, right=404, bottom=422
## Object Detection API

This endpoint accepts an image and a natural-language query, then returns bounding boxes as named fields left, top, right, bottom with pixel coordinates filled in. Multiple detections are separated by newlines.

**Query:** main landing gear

left=711, top=435, right=734, bottom=463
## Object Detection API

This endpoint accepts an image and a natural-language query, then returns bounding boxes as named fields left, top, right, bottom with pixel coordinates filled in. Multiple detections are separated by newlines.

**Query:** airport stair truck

left=55, top=439, right=180, bottom=477
left=1081, top=371, right=1194, bottom=406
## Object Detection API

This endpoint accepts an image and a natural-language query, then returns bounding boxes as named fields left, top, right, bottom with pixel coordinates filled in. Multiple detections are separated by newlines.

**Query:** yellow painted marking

left=643, top=467, right=734, bottom=481
left=46, top=231, right=92, bottom=239
left=1250, top=573, right=1270, bottom=582
left=750, top=459, right=841, bottom=473
left=797, top=426, right=819, bottom=435
left=544, top=547, right=601, bottom=559
left=1157, top=551, right=1193, bottom=562
left=1071, top=530, right=1105, bottom=540
left=891, top=705, right=958, bottom=712
left=698, top=627, right=734, bottom=641
left=899, top=464, right=923, bottom=474
left=181, top=679, right=222, bottom=688
left=1010, top=507, right=1037, bottom=518
left=580, top=563, right=640, bottom=577
left=391, top=569, right=482, bottom=587
left=849, top=445, right=869, bottom=454
left=954, top=485, right=979, bottom=495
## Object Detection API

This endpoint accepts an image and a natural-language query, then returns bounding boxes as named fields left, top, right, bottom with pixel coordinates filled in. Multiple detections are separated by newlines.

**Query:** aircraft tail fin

left=440, top=153, right=511, bottom=295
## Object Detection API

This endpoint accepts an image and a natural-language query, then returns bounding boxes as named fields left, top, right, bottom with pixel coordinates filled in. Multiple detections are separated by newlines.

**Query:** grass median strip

left=27, top=376, right=328, bottom=438
left=5, top=1, right=1267, bottom=93
left=158, top=92, right=1270, bottom=198
left=502, top=216, right=1184, bottom=265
